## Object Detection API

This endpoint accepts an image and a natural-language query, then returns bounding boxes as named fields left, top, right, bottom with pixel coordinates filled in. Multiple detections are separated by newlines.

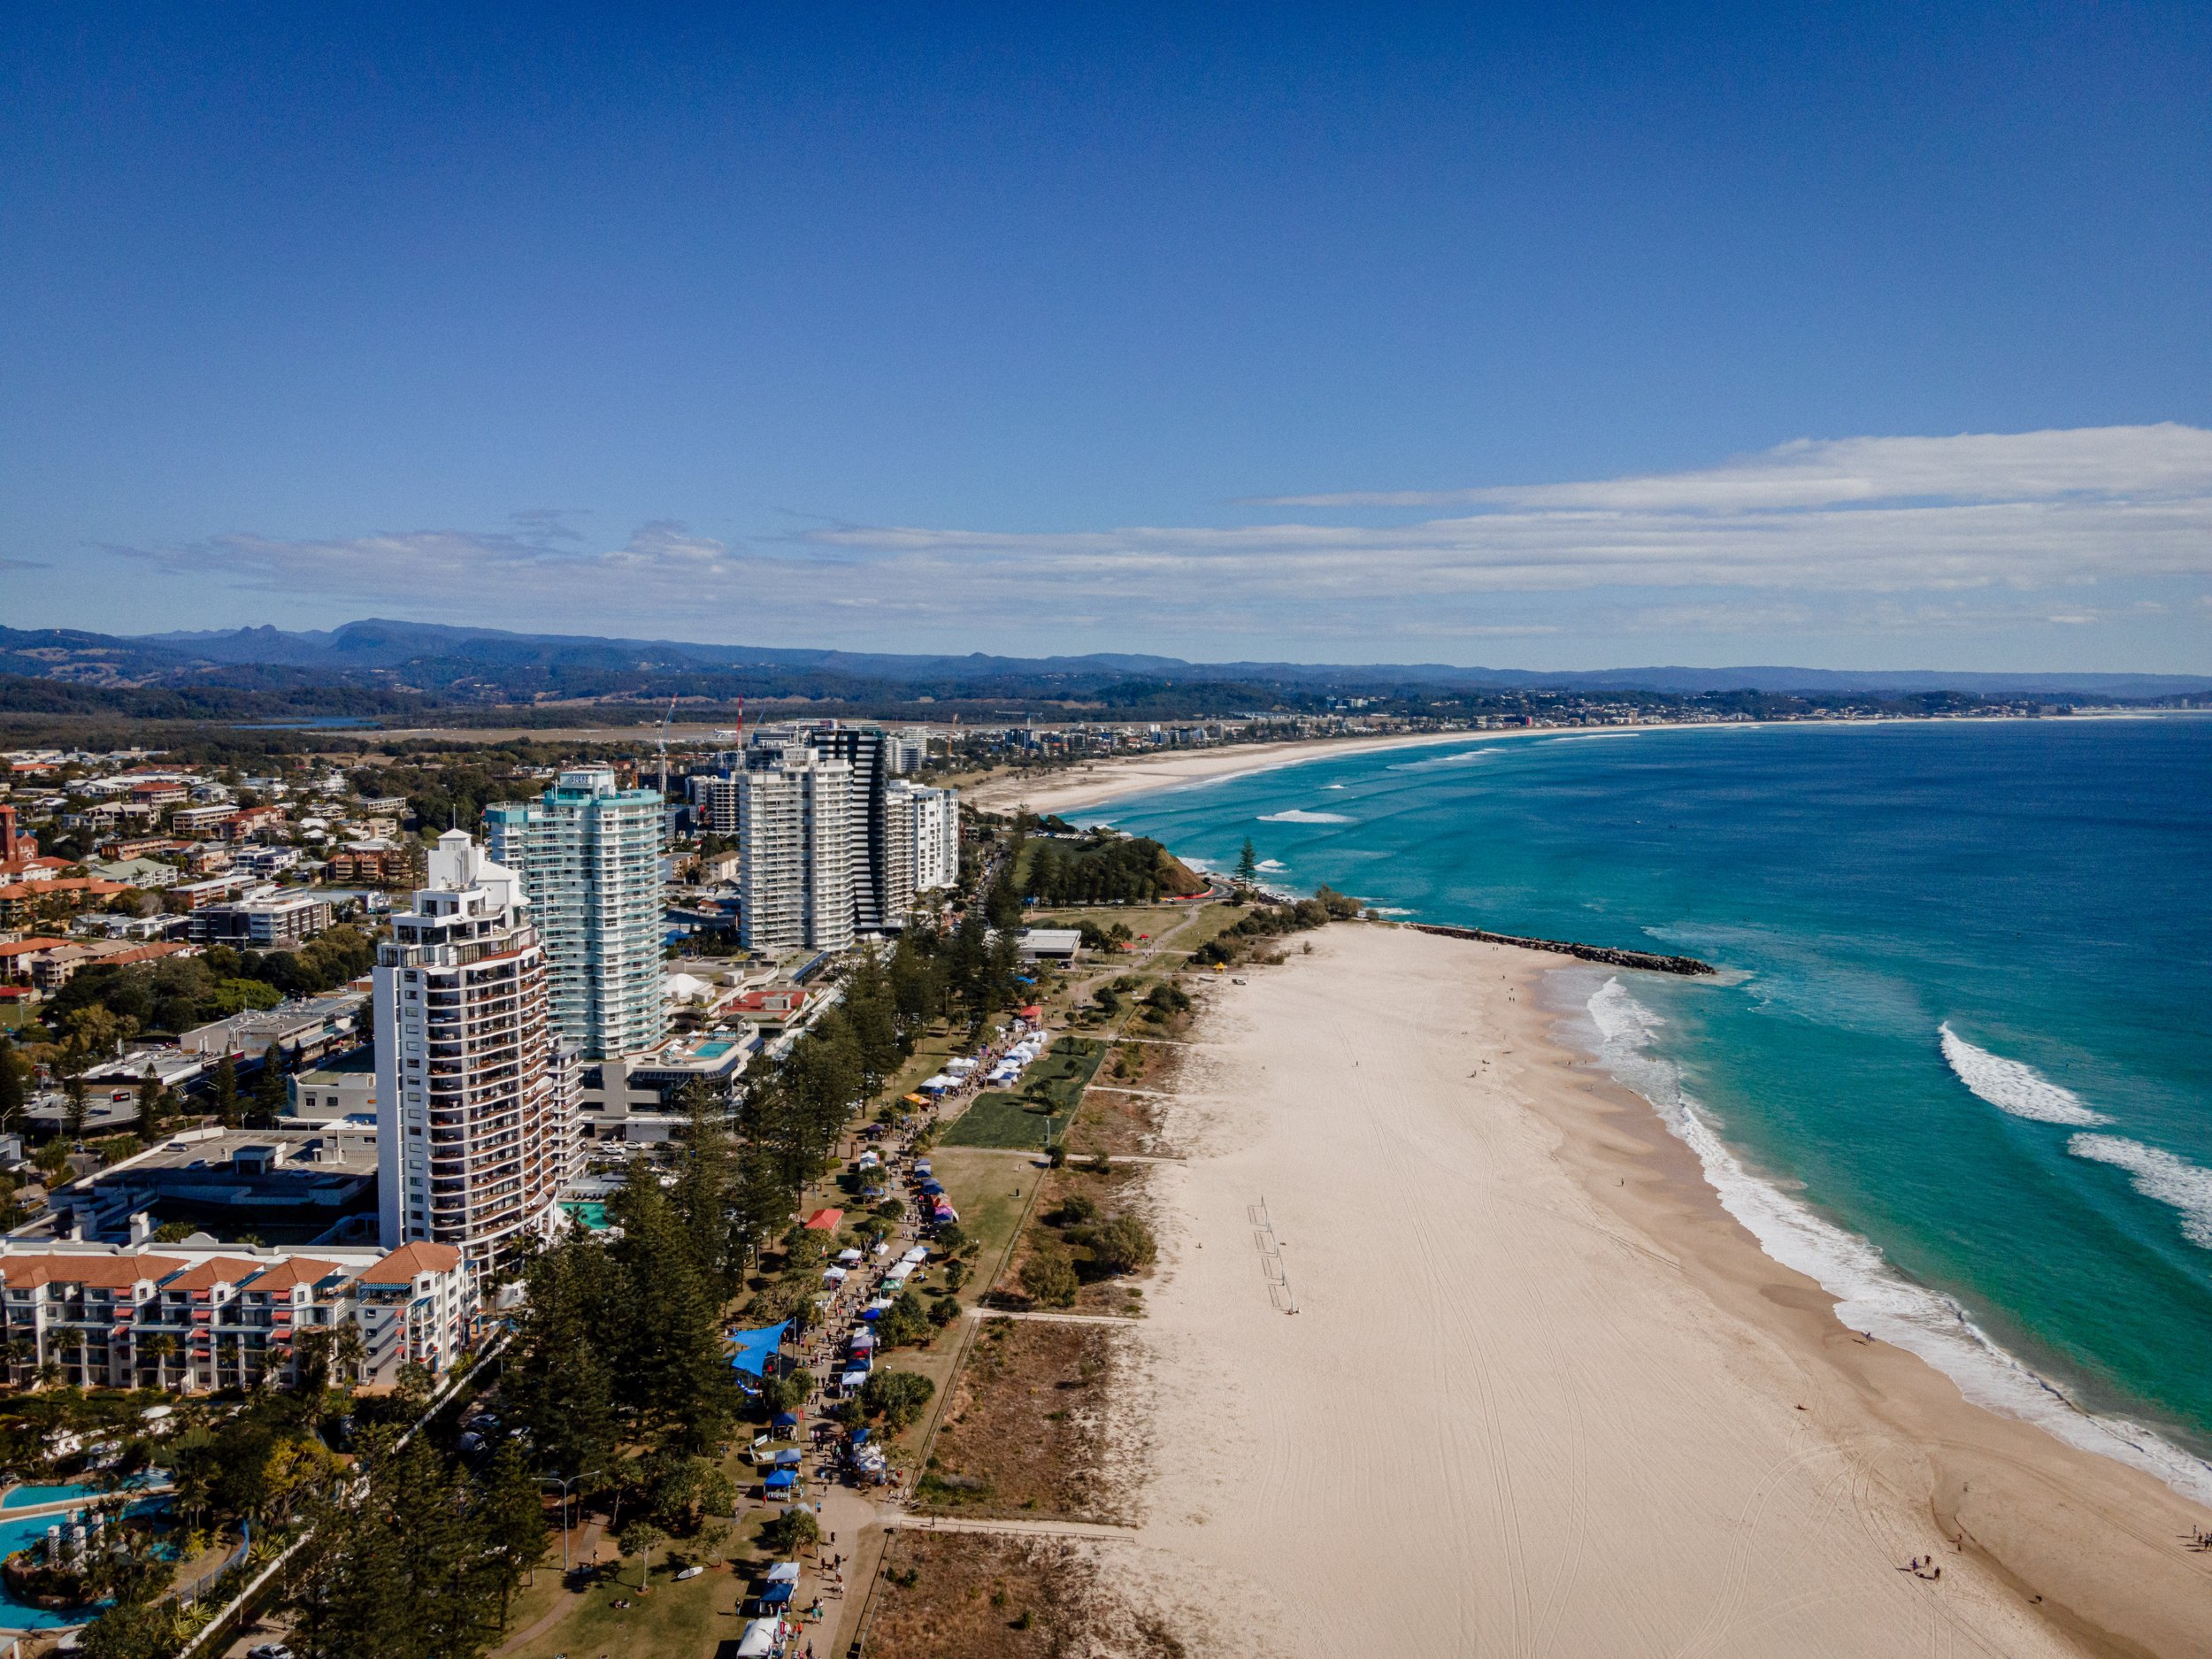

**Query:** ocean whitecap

left=1257, top=809, right=1354, bottom=824
left=2069, top=1134, right=2212, bottom=1249
left=1939, top=1024, right=2109, bottom=1125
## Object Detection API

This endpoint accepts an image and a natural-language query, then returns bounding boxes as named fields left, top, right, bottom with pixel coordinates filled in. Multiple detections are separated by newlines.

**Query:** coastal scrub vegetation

left=1191, top=887, right=1361, bottom=966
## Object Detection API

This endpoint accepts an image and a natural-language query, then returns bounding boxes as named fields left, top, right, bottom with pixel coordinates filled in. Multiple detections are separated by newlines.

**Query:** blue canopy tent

left=772, top=1411, right=799, bottom=1431
left=728, top=1321, right=791, bottom=1378
left=920, top=1180, right=945, bottom=1196
left=759, top=1579, right=796, bottom=1608
left=764, top=1469, right=797, bottom=1494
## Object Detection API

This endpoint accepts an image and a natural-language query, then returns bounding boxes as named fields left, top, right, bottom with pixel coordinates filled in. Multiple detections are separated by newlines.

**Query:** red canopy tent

left=803, top=1208, right=844, bottom=1232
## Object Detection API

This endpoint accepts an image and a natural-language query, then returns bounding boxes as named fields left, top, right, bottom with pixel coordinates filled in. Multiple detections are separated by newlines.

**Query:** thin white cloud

left=805, top=425, right=2212, bottom=595
left=103, top=426, right=2212, bottom=649
left=1255, top=424, right=2212, bottom=511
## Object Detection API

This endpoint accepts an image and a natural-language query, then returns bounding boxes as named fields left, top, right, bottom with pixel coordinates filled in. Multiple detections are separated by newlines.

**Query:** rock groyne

left=1407, top=922, right=1716, bottom=977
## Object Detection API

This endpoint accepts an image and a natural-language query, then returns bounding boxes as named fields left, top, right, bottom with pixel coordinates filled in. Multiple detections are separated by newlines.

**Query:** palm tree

left=143, top=1333, right=179, bottom=1391
left=5, top=1335, right=35, bottom=1386
left=50, top=1328, right=84, bottom=1387
left=33, top=1360, right=61, bottom=1392
left=328, top=1324, right=367, bottom=1392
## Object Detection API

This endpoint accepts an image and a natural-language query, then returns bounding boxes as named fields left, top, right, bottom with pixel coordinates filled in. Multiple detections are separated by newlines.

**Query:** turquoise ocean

left=1088, top=716, right=2212, bottom=1502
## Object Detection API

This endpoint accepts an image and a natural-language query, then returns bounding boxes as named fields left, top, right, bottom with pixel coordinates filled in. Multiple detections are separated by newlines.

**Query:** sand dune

left=1102, top=927, right=2212, bottom=1658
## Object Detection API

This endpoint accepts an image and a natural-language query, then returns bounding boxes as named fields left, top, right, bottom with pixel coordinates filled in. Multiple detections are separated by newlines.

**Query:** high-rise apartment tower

left=374, top=832, right=579, bottom=1273
left=734, top=745, right=853, bottom=955
left=483, top=769, right=666, bottom=1059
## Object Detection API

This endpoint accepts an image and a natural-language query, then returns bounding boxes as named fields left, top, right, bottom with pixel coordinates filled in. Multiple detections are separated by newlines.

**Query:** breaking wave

left=1257, top=809, right=1354, bottom=824
left=1939, top=1024, right=2110, bottom=1125
left=1576, top=977, right=2212, bottom=1507
left=2070, top=1134, right=2212, bottom=1250
left=1256, top=858, right=1287, bottom=872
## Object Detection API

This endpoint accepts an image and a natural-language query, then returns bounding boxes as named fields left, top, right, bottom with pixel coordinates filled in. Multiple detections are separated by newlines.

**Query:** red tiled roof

left=0, top=1252, right=186, bottom=1289
left=364, top=1241, right=463, bottom=1282
left=163, top=1256, right=270, bottom=1292
left=240, top=1257, right=341, bottom=1293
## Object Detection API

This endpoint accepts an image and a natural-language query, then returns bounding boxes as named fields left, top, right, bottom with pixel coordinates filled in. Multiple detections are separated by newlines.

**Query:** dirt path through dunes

left=1102, top=926, right=2212, bottom=1659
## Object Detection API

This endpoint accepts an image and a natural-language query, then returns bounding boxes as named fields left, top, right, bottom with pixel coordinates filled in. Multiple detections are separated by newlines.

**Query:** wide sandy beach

left=1101, top=926, right=2212, bottom=1657
left=966, top=730, right=1492, bottom=818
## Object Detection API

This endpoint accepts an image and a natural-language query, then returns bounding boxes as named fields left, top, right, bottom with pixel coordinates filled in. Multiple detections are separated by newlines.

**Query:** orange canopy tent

left=803, top=1209, right=844, bottom=1232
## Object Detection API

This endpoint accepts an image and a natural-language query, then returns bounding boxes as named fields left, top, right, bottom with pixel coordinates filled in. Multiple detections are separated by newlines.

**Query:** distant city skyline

left=4, top=6, right=2208, bottom=671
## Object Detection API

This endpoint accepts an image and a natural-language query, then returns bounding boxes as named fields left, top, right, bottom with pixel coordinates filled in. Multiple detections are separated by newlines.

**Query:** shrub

left=858, top=1369, right=936, bottom=1432
left=1019, top=1253, right=1079, bottom=1309
left=1093, top=1214, right=1157, bottom=1275
left=877, top=1291, right=933, bottom=1348
left=758, top=1507, right=820, bottom=1556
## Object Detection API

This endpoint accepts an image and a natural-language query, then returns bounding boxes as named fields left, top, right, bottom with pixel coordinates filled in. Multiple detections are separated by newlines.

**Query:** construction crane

left=656, top=695, right=678, bottom=799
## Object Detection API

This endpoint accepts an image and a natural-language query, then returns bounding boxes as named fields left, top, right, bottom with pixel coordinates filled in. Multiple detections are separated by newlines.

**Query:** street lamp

left=540, top=1471, right=604, bottom=1573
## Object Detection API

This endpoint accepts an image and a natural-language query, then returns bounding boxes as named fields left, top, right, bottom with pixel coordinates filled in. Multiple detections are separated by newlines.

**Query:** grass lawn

left=865, top=1148, right=1047, bottom=1453
left=495, top=1553, right=744, bottom=1659
left=939, top=1039, right=1110, bottom=1149
left=939, top=1093, right=1066, bottom=1149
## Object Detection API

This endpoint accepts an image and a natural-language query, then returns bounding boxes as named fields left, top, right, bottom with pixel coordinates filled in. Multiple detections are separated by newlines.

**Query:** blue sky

left=4, top=4, right=2209, bottom=670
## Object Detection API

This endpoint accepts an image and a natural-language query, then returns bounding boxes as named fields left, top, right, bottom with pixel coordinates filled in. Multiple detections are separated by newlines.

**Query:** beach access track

left=1409, top=921, right=1716, bottom=976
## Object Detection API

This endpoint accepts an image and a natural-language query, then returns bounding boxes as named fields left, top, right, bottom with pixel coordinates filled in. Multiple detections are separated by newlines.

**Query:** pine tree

left=480, top=1442, right=549, bottom=1631
left=136, top=1069, right=164, bottom=1135
left=607, top=1169, right=738, bottom=1456
left=250, top=1043, right=292, bottom=1126
left=0, top=1038, right=22, bottom=1133
left=1236, top=838, right=1260, bottom=884
left=211, top=1054, right=239, bottom=1127
left=504, top=1239, right=620, bottom=1483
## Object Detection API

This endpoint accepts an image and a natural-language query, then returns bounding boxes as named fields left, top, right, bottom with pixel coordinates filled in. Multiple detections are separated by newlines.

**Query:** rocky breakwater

left=1407, top=922, right=1716, bottom=977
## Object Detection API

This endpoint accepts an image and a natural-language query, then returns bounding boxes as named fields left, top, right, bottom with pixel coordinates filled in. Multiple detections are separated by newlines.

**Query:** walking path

left=892, top=1516, right=1141, bottom=1542
left=965, top=1307, right=1141, bottom=1326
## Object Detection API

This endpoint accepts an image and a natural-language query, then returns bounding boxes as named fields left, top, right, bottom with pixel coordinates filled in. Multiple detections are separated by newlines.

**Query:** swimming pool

left=0, top=1497, right=174, bottom=1632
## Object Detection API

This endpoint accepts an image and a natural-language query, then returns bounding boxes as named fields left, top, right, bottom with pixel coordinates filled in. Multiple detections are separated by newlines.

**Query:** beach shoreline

left=965, top=728, right=1502, bottom=817
left=967, top=712, right=2200, bottom=822
left=1100, top=926, right=2212, bottom=1658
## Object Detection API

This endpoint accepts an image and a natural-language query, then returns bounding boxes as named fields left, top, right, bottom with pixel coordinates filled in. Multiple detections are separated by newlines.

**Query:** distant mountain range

left=0, top=618, right=2205, bottom=712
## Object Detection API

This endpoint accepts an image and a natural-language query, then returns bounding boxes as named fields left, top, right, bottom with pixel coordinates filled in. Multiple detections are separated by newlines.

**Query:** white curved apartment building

left=375, top=832, right=577, bottom=1273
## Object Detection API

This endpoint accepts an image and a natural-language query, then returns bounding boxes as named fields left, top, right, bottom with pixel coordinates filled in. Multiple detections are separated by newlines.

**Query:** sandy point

left=1098, top=925, right=2212, bottom=1659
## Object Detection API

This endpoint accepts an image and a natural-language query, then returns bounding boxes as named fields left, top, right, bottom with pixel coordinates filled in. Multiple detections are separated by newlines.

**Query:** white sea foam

left=1257, top=809, right=1354, bottom=824
left=1368, top=906, right=1415, bottom=917
left=1939, top=1024, right=2110, bottom=1125
left=1387, top=747, right=1500, bottom=772
left=2070, top=1134, right=2212, bottom=1249
left=1256, top=858, right=1288, bottom=872
left=1576, top=976, right=2212, bottom=1507
left=1324, top=782, right=1348, bottom=789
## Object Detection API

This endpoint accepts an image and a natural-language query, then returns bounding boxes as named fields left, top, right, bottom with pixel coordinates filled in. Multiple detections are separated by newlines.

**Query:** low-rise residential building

left=178, top=991, right=365, bottom=1059
left=169, top=804, right=238, bottom=836
left=220, top=805, right=288, bottom=841
left=327, top=838, right=419, bottom=887
left=288, top=1045, right=377, bottom=1122
left=0, top=1237, right=477, bottom=1393
left=186, top=895, right=334, bottom=949
left=87, top=856, right=180, bottom=889
left=165, top=873, right=257, bottom=910
left=0, top=878, right=130, bottom=928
